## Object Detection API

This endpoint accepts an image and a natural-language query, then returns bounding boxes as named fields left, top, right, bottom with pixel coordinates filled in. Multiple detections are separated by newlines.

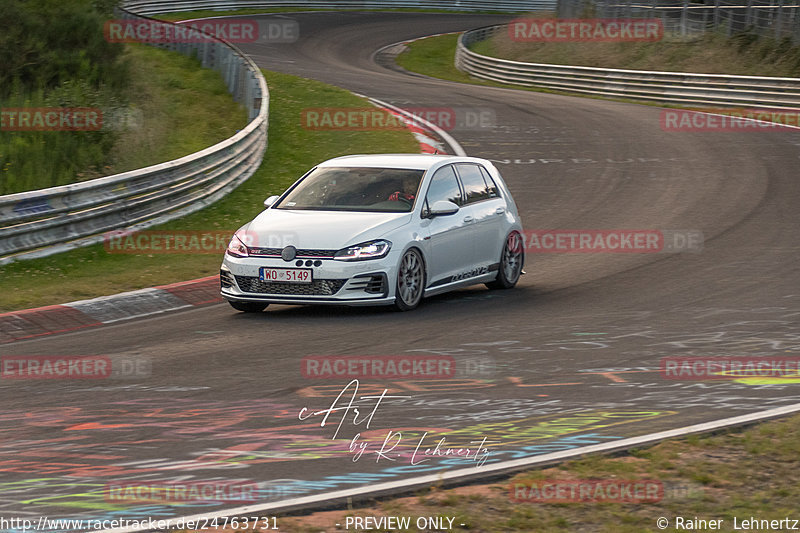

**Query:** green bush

left=0, top=0, right=129, bottom=194
left=0, top=0, right=127, bottom=97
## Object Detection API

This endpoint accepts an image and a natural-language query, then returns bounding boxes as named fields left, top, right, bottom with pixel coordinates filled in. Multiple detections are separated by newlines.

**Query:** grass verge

left=395, top=33, right=482, bottom=84
left=265, top=412, right=800, bottom=532
left=396, top=33, right=584, bottom=92
left=396, top=32, right=800, bottom=126
left=398, top=31, right=800, bottom=86
left=0, top=70, right=418, bottom=312
left=107, top=44, right=248, bottom=175
left=474, top=29, right=800, bottom=77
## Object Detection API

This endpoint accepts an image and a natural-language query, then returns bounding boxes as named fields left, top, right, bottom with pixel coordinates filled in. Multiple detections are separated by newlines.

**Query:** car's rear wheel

left=486, top=231, right=523, bottom=290
left=229, top=301, right=269, bottom=313
left=394, top=248, right=425, bottom=311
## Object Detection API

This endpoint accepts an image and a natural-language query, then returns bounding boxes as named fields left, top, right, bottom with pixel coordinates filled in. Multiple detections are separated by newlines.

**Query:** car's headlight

left=226, top=234, right=249, bottom=258
left=334, top=240, right=391, bottom=261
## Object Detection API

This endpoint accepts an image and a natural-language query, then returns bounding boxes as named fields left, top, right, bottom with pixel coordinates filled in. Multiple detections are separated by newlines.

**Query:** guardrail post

left=794, top=3, right=800, bottom=43
left=767, top=0, right=775, bottom=29
left=678, top=0, right=687, bottom=36
left=727, top=4, right=734, bottom=37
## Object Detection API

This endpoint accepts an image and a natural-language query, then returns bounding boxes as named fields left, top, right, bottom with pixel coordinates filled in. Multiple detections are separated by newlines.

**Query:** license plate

left=259, top=267, right=313, bottom=283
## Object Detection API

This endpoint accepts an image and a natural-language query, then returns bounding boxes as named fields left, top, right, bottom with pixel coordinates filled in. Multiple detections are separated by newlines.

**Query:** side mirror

left=429, top=200, right=459, bottom=217
left=264, top=195, right=280, bottom=208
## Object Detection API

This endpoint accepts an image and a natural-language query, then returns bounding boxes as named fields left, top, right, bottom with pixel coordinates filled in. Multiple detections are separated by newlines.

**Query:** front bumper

left=220, top=253, right=396, bottom=307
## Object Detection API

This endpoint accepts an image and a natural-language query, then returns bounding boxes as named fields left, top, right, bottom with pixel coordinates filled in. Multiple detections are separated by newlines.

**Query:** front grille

left=234, top=276, right=346, bottom=296
left=249, top=248, right=336, bottom=258
left=220, top=269, right=235, bottom=288
left=297, top=249, right=337, bottom=258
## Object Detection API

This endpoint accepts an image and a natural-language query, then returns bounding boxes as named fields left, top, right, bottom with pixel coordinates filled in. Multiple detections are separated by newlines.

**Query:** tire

left=229, top=301, right=269, bottom=313
left=394, top=248, right=426, bottom=311
left=486, top=231, right=524, bottom=290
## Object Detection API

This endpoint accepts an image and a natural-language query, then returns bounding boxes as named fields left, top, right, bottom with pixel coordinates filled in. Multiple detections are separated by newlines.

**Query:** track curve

left=3, top=12, right=800, bottom=529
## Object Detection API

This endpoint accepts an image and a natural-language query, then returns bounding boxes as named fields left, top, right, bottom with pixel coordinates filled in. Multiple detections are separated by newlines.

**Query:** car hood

left=240, top=210, right=413, bottom=250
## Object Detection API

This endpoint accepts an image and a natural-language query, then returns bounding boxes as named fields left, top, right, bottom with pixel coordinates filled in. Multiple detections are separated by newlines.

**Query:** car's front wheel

left=394, top=248, right=426, bottom=311
left=229, top=301, right=269, bottom=313
left=486, top=231, right=523, bottom=290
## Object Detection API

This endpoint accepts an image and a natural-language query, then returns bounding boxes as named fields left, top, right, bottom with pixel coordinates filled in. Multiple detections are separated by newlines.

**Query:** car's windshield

left=275, top=167, right=424, bottom=212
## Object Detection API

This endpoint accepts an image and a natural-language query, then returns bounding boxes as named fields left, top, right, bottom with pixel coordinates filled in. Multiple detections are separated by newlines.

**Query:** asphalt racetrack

left=2, top=11, right=800, bottom=529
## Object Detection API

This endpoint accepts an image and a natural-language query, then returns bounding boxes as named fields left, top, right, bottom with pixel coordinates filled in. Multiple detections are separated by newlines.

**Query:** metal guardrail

left=123, top=0, right=557, bottom=15
left=455, top=24, right=800, bottom=109
left=0, top=7, right=269, bottom=265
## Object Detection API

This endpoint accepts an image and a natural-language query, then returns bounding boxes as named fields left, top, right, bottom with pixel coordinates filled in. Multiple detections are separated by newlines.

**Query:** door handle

left=463, top=216, right=474, bottom=223
left=495, top=207, right=505, bottom=215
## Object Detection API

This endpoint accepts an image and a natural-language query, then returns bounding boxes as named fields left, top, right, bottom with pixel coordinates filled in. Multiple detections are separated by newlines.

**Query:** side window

left=425, top=165, right=463, bottom=210
left=456, top=164, right=490, bottom=204
left=479, top=166, right=500, bottom=198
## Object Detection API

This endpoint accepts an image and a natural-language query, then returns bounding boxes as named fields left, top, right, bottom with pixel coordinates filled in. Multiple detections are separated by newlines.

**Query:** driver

left=388, top=175, right=418, bottom=203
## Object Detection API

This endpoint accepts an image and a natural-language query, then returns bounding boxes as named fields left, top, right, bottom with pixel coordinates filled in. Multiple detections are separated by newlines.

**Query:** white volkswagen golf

left=220, top=154, right=524, bottom=312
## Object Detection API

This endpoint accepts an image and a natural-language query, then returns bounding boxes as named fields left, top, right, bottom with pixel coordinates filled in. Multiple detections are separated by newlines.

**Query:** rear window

left=479, top=166, right=500, bottom=198
left=456, top=163, right=491, bottom=204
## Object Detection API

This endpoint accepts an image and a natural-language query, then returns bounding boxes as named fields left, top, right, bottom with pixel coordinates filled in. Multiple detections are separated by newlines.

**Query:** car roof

left=317, top=154, right=487, bottom=170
